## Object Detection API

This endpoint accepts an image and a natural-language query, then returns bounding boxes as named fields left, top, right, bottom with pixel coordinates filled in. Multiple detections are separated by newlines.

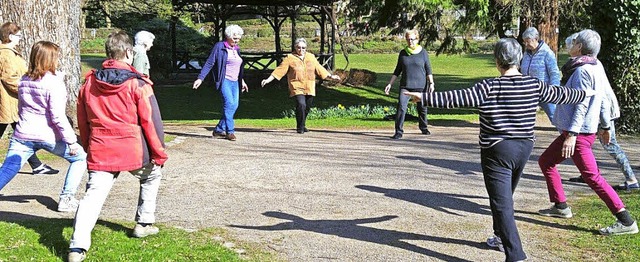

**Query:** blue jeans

left=395, top=88, right=428, bottom=135
left=539, top=102, right=556, bottom=123
left=599, top=121, right=636, bottom=182
left=215, top=79, right=239, bottom=134
left=0, top=138, right=87, bottom=197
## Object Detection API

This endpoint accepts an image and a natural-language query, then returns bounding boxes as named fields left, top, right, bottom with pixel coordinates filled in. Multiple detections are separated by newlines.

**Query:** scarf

left=404, top=45, right=423, bottom=55
left=560, top=55, right=598, bottom=85
left=223, top=41, right=239, bottom=50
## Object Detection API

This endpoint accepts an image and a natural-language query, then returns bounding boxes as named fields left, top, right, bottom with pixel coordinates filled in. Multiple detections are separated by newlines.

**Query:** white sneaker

left=132, top=224, right=159, bottom=238
left=599, top=221, right=639, bottom=236
left=486, top=235, right=504, bottom=252
left=57, top=196, right=79, bottom=212
left=68, top=249, right=86, bottom=262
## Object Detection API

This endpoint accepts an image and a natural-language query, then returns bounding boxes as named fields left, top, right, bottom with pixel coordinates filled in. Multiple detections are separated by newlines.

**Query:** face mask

left=9, top=34, right=21, bottom=43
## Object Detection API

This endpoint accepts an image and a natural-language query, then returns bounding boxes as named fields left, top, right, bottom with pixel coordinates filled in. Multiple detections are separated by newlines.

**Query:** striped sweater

left=420, top=75, right=587, bottom=148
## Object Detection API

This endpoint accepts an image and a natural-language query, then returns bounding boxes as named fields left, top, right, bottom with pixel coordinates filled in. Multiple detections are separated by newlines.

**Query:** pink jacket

left=14, top=72, right=77, bottom=144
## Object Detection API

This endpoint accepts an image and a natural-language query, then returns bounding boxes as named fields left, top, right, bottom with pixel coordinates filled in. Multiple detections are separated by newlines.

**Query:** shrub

left=281, top=104, right=417, bottom=120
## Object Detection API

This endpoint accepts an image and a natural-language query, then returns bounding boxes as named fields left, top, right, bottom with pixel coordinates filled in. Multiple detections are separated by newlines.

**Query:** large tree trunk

left=0, top=0, right=82, bottom=125
left=519, top=0, right=559, bottom=55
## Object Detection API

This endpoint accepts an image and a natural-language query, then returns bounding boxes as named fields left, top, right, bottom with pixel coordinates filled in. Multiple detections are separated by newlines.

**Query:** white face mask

left=8, top=33, right=21, bottom=44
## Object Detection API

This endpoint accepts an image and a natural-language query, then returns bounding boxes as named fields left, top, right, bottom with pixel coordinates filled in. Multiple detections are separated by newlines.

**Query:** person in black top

left=384, top=29, right=434, bottom=139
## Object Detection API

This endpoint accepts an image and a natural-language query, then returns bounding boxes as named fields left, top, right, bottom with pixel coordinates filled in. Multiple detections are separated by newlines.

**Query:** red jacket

left=77, top=59, right=168, bottom=171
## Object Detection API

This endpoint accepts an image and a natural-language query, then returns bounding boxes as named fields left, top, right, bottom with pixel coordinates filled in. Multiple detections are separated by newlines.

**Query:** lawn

left=1, top=53, right=636, bottom=261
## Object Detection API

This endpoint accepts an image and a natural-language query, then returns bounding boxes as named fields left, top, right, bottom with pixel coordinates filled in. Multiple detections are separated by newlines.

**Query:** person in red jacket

left=68, top=30, right=168, bottom=262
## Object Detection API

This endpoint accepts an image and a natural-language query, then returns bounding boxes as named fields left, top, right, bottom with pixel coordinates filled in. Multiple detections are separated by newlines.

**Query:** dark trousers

left=395, top=88, right=428, bottom=135
left=0, top=122, right=42, bottom=169
left=294, top=95, right=314, bottom=131
left=481, top=139, right=532, bottom=262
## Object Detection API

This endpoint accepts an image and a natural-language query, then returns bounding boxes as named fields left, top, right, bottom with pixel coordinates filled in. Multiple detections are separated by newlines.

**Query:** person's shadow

left=230, top=211, right=483, bottom=261
left=355, top=185, right=594, bottom=233
left=0, top=195, right=131, bottom=260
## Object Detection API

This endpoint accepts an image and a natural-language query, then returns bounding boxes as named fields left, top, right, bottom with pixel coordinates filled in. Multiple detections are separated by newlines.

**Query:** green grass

left=157, top=53, right=494, bottom=129
left=0, top=219, right=276, bottom=261
left=544, top=190, right=640, bottom=261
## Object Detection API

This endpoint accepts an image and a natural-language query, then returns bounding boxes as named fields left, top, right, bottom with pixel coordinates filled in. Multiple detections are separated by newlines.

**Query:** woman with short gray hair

left=193, top=24, right=249, bottom=141
left=132, top=30, right=155, bottom=76
left=521, top=27, right=561, bottom=123
left=404, top=38, right=593, bottom=261
left=260, top=37, right=340, bottom=134
left=538, top=29, right=638, bottom=236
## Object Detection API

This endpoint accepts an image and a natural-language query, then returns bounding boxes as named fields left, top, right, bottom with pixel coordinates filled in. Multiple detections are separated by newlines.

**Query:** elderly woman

left=521, top=27, right=562, bottom=123
left=193, top=25, right=249, bottom=141
left=563, top=33, right=638, bottom=190
left=404, top=38, right=593, bottom=261
left=537, top=29, right=638, bottom=235
left=385, top=29, right=434, bottom=139
left=132, top=30, right=155, bottom=76
left=260, top=38, right=340, bottom=134
left=0, top=22, right=58, bottom=175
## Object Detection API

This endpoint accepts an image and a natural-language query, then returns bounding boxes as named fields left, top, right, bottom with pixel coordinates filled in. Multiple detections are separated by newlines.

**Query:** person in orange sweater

left=68, top=30, right=168, bottom=262
left=261, top=38, right=340, bottom=134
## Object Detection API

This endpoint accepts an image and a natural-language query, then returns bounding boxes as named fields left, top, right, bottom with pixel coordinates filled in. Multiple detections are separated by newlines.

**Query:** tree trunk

left=519, top=0, right=559, bottom=55
left=0, top=0, right=82, bottom=126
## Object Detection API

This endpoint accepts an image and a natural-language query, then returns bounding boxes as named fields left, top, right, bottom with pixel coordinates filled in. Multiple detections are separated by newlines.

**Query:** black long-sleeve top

left=392, top=49, right=432, bottom=91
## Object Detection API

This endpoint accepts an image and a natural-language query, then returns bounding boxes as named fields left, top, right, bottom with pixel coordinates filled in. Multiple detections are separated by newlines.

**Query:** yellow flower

left=384, top=107, right=389, bottom=112
left=361, top=105, right=365, bottom=109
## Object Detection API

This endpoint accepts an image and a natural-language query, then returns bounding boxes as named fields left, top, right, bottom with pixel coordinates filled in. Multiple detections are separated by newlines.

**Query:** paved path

left=1, top=121, right=638, bottom=261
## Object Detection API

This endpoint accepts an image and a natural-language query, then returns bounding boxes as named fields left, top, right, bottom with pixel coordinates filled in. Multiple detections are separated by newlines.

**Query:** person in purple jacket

left=0, top=41, right=87, bottom=212
left=192, top=24, right=249, bottom=141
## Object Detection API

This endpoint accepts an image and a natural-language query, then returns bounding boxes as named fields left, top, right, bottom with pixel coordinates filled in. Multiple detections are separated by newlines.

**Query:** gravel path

left=1, top=120, right=638, bottom=261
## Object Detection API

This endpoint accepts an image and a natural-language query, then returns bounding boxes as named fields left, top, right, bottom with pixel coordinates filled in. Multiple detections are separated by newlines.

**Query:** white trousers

left=69, top=163, right=162, bottom=251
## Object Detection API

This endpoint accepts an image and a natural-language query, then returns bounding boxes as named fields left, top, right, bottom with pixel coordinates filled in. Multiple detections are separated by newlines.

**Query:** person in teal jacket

left=521, top=27, right=561, bottom=123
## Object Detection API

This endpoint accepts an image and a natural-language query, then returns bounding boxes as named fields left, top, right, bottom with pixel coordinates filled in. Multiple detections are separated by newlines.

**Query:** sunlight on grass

left=0, top=219, right=277, bottom=261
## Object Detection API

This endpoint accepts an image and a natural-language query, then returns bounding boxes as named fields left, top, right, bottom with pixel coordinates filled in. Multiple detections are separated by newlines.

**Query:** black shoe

left=303, top=127, right=309, bottom=132
left=391, top=134, right=402, bottom=139
left=33, top=164, right=59, bottom=175
left=297, top=129, right=305, bottom=134
left=568, top=176, right=586, bottom=183
left=212, top=131, right=226, bottom=138
left=421, top=129, right=431, bottom=135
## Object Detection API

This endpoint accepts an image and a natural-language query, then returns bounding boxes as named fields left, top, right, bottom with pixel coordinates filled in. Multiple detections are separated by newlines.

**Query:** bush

left=281, top=104, right=416, bottom=120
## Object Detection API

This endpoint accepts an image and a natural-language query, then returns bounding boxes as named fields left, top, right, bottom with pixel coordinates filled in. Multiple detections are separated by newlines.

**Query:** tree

left=518, top=0, right=559, bottom=53
left=592, top=0, right=640, bottom=134
left=0, top=0, right=82, bottom=122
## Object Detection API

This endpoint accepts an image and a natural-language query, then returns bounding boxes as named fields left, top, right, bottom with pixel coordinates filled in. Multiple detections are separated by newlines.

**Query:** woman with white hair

left=260, top=38, right=340, bottom=134
left=193, top=24, right=249, bottom=141
left=563, top=32, right=638, bottom=189
left=404, top=38, right=593, bottom=262
left=132, top=30, right=155, bottom=76
left=521, top=27, right=561, bottom=123
left=538, top=29, right=638, bottom=235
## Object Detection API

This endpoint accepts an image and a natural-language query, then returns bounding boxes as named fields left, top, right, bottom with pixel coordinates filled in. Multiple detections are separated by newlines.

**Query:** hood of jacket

left=88, top=59, right=152, bottom=94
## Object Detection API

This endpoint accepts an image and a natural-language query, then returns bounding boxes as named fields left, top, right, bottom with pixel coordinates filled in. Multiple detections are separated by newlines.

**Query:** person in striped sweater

left=404, top=38, right=593, bottom=262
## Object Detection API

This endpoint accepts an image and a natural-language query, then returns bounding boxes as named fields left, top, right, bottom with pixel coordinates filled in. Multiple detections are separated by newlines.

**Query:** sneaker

left=612, top=182, right=640, bottom=191
left=212, top=131, right=226, bottom=138
left=32, top=164, right=59, bottom=175
left=226, top=133, right=237, bottom=141
left=132, top=224, right=159, bottom=238
left=486, top=235, right=504, bottom=252
left=538, top=205, right=573, bottom=218
left=599, top=220, right=639, bottom=236
left=568, top=176, right=585, bottom=183
left=391, top=133, right=402, bottom=139
left=421, top=129, right=431, bottom=135
left=68, top=248, right=86, bottom=262
left=57, top=196, right=79, bottom=212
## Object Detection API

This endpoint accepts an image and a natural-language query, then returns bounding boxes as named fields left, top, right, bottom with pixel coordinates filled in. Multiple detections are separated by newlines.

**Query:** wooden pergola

left=171, top=0, right=337, bottom=72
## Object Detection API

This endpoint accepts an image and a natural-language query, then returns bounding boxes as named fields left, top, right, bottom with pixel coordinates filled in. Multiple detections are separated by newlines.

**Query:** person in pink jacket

left=0, top=41, right=87, bottom=212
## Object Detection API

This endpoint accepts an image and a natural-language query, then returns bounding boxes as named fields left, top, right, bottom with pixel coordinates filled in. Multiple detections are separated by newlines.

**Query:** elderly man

left=521, top=27, right=562, bottom=123
left=537, top=29, right=638, bottom=236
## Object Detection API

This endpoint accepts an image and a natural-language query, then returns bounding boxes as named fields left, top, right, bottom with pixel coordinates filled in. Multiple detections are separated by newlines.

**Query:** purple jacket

left=197, top=41, right=244, bottom=90
left=14, top=72, right=77, bottom=144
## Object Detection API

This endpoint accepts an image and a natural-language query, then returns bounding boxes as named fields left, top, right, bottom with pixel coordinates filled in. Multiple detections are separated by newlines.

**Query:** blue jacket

left=197, top=41, right=244, bottom=90
left=521, top=40, right=561, bottom=85
left=553, top=63, right=611, bottom=134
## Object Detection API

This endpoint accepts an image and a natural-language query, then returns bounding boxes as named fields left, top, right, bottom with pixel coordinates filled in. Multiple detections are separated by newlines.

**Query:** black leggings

left=0, top=123, right=42, bottom=169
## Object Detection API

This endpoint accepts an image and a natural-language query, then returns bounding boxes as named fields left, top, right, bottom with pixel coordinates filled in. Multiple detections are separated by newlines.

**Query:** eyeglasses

left=296, top=46, right=307, bottom=50
left=406, top=38, right=418, bottom=42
